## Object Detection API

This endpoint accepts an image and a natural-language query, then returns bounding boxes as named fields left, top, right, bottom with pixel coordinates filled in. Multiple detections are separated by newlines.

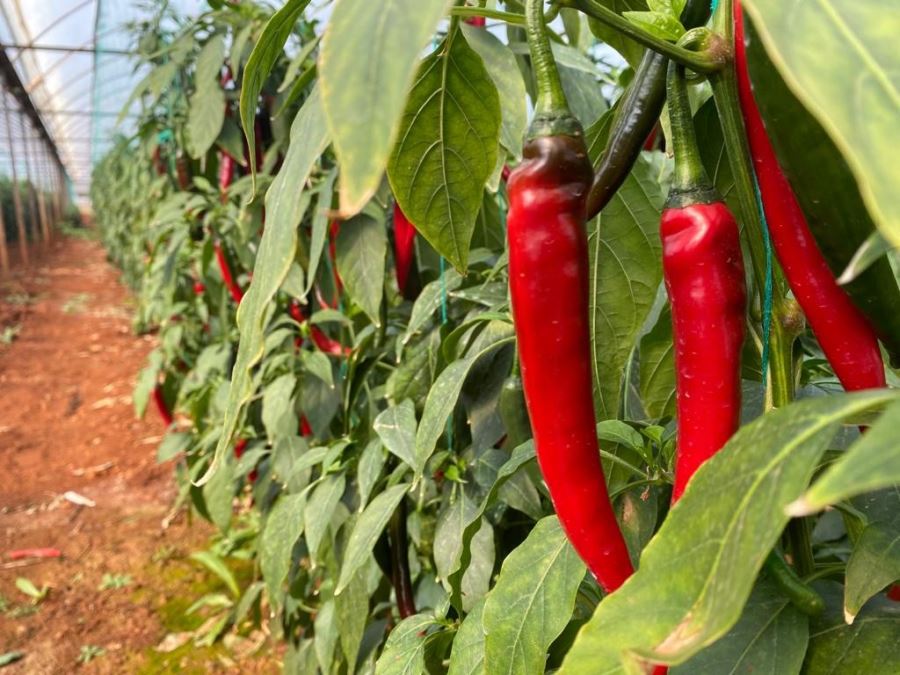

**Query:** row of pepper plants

left=90, top=0, right=900, bottom=672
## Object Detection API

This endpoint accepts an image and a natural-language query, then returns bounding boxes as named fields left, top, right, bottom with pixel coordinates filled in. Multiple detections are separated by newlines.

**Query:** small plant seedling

left=98, top=573, right=133, bottom=590
left=77, top=645, right=106, bottom=664
left=15, top=577, right=49, bottom=604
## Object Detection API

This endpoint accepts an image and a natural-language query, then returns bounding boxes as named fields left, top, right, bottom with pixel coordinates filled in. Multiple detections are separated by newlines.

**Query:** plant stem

left=525, top=0, right=568, bottom=115
left=559, top=0, right=723, bottom=73
left=666, top=62, right=713, bottom=195
left=450, top=7, right=526, bottom=25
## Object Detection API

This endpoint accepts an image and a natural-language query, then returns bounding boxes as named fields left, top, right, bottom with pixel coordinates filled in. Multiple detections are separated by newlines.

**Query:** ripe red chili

left=664, top=63, right=747, bottom=502
left=214, top=240, right=244, bottom=304
left=193, top=281, right=205, bottom=296
left=733, top=3, right=885, bottom=393
left=506, top=0, right=633, bottom=593
left=392, top=203, right=417, bottom=300
left=152, top=385, right=173, bottom=427
left=218, top=153, right=237, bottom=201
left=289, top=299, right=351, bottom=357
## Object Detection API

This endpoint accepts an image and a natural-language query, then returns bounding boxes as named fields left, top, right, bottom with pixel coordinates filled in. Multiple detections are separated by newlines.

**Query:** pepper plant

left=91, top=0, right=900, bottom=672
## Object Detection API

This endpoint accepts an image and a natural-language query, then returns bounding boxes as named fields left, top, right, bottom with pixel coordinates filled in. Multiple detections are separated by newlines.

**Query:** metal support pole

left=21, top=123, right=49, bottom=245
left=0, top=184, right=9, bottom=275
left=2, top=92, right=28, bottom=264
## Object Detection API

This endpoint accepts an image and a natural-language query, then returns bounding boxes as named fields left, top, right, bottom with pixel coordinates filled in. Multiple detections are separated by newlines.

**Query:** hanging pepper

left=734, top=6, right=885, bottom=391
left=214, top=240, right=244, bottom=304
left=289, top=299, right=351, bottom=357
left=507, top=0, right=633, bottom=593
left=392, top=203, right=419, bottom=300
left=663, top=63, right=747, bottom=502
left=152, top=384, right=174, bottom=427
left=218, top=153, right=237, bottom=201
left=585, top=0, right=710, bottom=218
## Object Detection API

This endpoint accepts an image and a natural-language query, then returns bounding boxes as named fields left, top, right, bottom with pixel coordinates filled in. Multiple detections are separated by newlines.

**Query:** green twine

left=753, top=175, right=774, bottom=385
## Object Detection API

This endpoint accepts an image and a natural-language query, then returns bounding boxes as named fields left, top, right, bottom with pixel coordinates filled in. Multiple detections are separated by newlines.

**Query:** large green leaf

left=447, top=599, right=486, bottom=675
left=335, top=213, right=386, bottom=325
left=673, top=576, right=808, bottom=675
left=240, top=0, right=312, bottom=187
left=320, top=0, right=452, bottom=216
left=586, top=0, right=648, bottom=67
left=336, top=483, right=410, bottom=594
left=260, top=492, right=306, bottom=613
left=460, top=23, right=527, bottom=157
left=638, top=301, right=675, bottom=420
left=387, top=28, right=501, bottom=272
left=559, top=391, right=896, bottom=673
left=375, top=615, right=443, bottom=675
left=304, top=474, right=346, bottom=561
left=585, top=113, right=665, bottom=421
left=790, top=398, right=900, bottom=515
left=373, top=400, right=418, bottom=471
left=803, top=582, right=900, bottom=674
left=742, top=0, right=900, bottom=247
left=845, top=504, right=900, bottom=622
left=483, top=516, right=586, bottom=675
left=187, top=35, right=226, bottom=159
left=201, top=88, right=329, bottom=486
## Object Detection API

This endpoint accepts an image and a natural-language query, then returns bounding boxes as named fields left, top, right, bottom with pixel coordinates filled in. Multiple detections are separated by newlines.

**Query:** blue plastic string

left=752, top=175, right=774, bottom=384
left=710, top=0, right=719, bottom=12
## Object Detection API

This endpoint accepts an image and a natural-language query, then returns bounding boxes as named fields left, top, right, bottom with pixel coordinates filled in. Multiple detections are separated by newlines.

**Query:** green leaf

left=357, top=439, right=385, bottom=509
left=837, top=231, right=892, bottom=285
left=304, top=168, right=337, bottom=296
left=790, top=398, right=900, bottom=515
left=483, top=517, right=586, bottom=675
left=189, top=551, right=240, bottom=598
left=559, top=390, right=896, bottom=673
left=373, top=400, right=418, bottom=470
left=741, top=0, right=900, bottom=249
left=335, top=213, right=386, bottom=325
left=585, top=113, right=665, bottom=421
left=639, top=302, right=676, bottom=420
left=337, top=484, right=410, bottom=594
left=304, top=474, right=346, bottom=561
left=415, top=334, right=514, bottom=477
left=261, top=373, right=297, bottom=443
left=622, top=10, right=685, bottom=41
left=803, top=583, right=900, bottom=674
left=673, top=576, right=808, bottom=675
left=260, top=492, right=306, bottom=612
left=320, top=0, right=453, bottom=216
left=335, top=565, right=370, bottom=670
left=187, top=35, right=226, bottom=159
left=447, top=600, right=486, bottom=675
left=118, top=62, right=177, bottom=126
left=375, top=614, right=442, bottom=675
left=314, top=598, right=338, bottom=672
left=586, top=0, right=648, bottom=67
left=240, top=0, right=312, bottom=188
left=447, top=442, right=536, bottom=611
left=844, top=494, right=900, bottom=622
left=387, top=28, right=501, bottom=272
left=201, top=87, right=328, bottom=487
left=202, top=456, right=235, bottom=532
left=460, top=24, right=527, bottom=157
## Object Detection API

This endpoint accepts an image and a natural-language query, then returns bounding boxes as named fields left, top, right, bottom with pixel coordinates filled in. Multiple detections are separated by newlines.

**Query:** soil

left=0, top=235, right=277, bottom=674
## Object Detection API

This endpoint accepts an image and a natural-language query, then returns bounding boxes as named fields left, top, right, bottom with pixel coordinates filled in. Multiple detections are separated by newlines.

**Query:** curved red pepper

left=289, top=299, right=351, bottom=357
left=152, top=385, right=173, bottom=427
left=508, top=132, right=634, bottom=592
left=193, top=281, right=206, bottom=296
left=214, top=241, right=244, bottom=304
left=392, top=203, right=417, bottom=299
left=664, top=62, right=747, bottom=502
left=734, top=3, right=884, bottom=393
left=464, top=15, right=486, bottom=27
left=218, top=153, right=236, bottom=201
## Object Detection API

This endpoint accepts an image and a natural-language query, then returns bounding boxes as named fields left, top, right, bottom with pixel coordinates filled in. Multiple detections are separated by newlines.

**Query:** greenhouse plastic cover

left=0, top=0, right=204, bottom=200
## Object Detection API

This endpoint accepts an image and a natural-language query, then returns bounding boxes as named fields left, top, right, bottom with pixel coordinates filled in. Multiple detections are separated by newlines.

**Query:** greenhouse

left=0, top=0, right=897, bottom=673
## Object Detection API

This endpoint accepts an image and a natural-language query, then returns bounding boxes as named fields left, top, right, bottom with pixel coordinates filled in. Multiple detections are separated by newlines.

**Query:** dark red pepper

left=392, top=203, right=418, bottom=300
left=733, top=3, right=885, bottom=394
left=507, top=0, right=633, bottom=593
left=663, top=63, right=747, bottom=502
left=152, top=384, right=174, bottom=427
left=218, top=153, right=237, bottom=201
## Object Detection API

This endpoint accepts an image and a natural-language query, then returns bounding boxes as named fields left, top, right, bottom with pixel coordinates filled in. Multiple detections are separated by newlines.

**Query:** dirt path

left=0, top=235, right=274, bottom=674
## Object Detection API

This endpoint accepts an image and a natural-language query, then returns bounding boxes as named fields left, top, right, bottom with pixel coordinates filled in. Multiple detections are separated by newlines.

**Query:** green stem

left=559, top=0, right=723, bottom=73
left=525, top=0, right=568, bottom=115
left=666, top=62, right=713, bottom=195
left=449, top=7, right=526, bottom=25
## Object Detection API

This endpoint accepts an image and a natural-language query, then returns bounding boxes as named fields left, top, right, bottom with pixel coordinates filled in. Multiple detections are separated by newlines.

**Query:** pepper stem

left=525, top=0, right=569, bottom=121
left=666, top=61, right=713, bottom=197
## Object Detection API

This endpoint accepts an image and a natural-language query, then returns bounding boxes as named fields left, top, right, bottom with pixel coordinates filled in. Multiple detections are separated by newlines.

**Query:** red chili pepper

left=289, top=299, right=350, bottom=357
left=464, top=15, right=486, bottom=27
left=392, top=203, right=417, bottom=300
left=193, top=281, right=205, bottom=296
left=888, top=585, right=900, bottom=602
left=214, top=241, right=244, bottom=304
left=7, top=548, right=62, bottom=560
left=664, top=63, right=747, bottom=502
left=289, top=299, right=306, bottom=324
left=507, top=0, right=633, bottom=593
left=643, top=124, right=660, bottom=152
left=733, top=3, right=885, bottom=393
left=300, top=415, right=313, bottom=437
left=152, top=385, right=174, bottom=427
left=218, top=153, right=236, bottom=201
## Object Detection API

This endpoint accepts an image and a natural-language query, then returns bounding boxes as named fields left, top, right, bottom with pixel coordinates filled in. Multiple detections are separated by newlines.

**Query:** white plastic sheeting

left=0, top=0, right=203, bottom=200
